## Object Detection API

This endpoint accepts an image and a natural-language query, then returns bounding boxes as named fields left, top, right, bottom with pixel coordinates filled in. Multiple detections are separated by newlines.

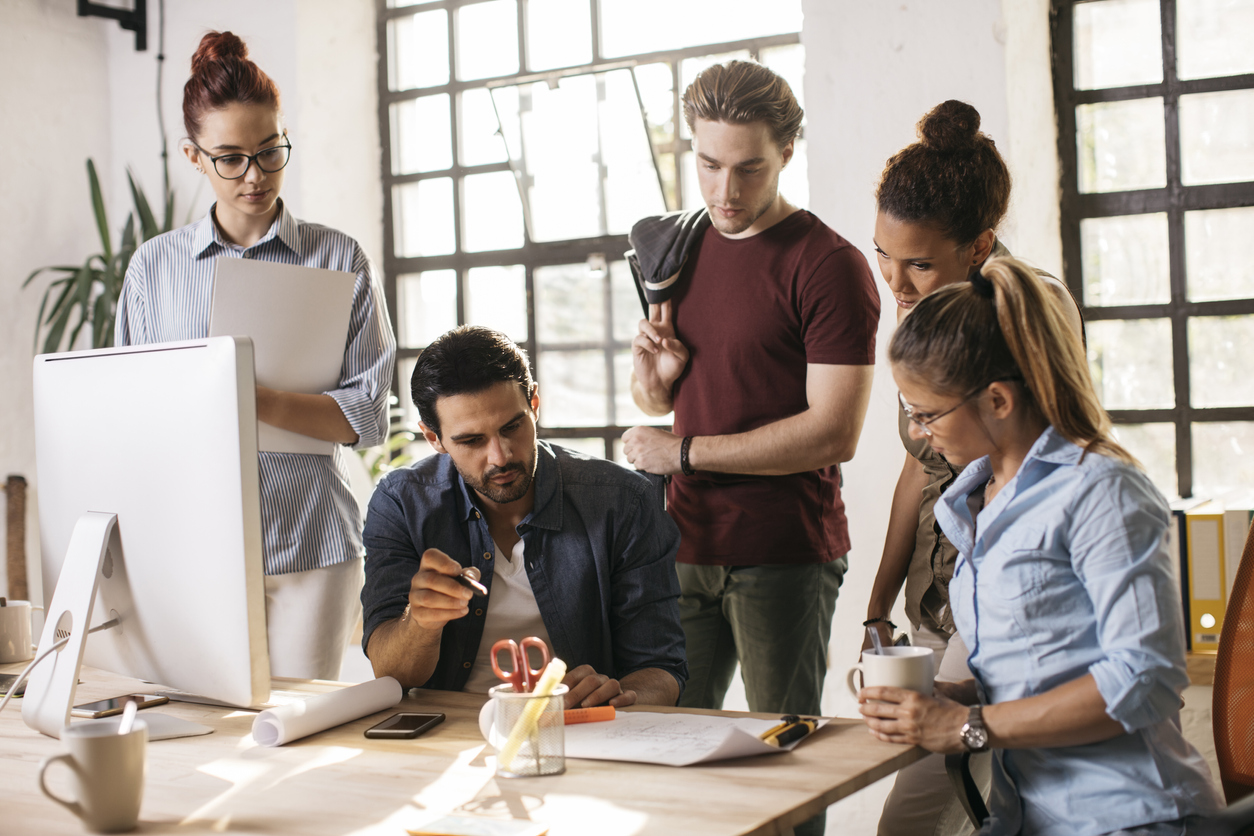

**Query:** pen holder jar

left=489, top=683, right=567, bottom=778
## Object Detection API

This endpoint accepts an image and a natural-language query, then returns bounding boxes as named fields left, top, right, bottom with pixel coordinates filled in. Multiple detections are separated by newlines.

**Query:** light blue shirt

left=937, top=426, right=1223, bottom=836
left=116, top=203, right=396, bottom=575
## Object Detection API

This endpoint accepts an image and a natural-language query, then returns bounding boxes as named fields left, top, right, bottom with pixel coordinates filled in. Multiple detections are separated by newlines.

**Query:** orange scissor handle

left=490, top=637, right=551, bottom=692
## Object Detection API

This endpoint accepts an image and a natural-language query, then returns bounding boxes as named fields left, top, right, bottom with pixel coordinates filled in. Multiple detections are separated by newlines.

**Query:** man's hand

left=857, top=685, right=969, bottom=753
left=562, top=665, right=639, bottom=709
left=621, top=426, right=684, bottom=476
left=405, top=548, right=474, bottom=630
left=631, top=301, right=689, bottom=415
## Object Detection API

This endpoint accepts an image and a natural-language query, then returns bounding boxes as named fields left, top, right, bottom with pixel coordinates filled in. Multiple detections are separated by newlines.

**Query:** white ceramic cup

left=847, top=646, right=935, bottom=697
left=0, top=599, right=35, bottom=664
left=38, top=718, right=148, bottom=833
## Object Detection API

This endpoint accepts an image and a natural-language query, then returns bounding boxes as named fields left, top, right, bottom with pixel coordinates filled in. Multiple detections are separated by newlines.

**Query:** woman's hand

left=858, top=686, right=969, bottom=754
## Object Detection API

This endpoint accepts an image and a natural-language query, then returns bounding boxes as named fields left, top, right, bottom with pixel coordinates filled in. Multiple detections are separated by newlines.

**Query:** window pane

left=393, top=179, right=456, bottom=257
left=388, top=10, right=449, bottom=90
left=1087, top=319, right=1175, bottom=409
left=614, top=349, right=670, bottom=426
left=536, top=262, right=605, bottom=343
left=456, top=0, right=519, bottom=81
left=1186, top=207, right=1254, bottom=302
left=1080, top=213, right=1170, bottom=306
left=1072, top=0, right=1163, bottom=90
left=462, top=171, right=525, bottom=252
left=1178, top=0, right=1254, bottom=80
left=493, top=70, right=666, bottom=242
left=1180, top=89, right=1254, bottom=186
left=538, top=349, right=607, bottom=425
left=611, top=259, right=642, bottom=342
left=1076, top=98, right=1167, bottom=193
left=398, top=269, right=458, bottom=347
left=458, top=88, right=509, bottom=166
left=1193, top=422, right=1254, bottom=496
left=634, top=63, right=677, bottom=208
left=760, top=43, right=807, bottom=112
left=1110, top=423, right=1178, bottom=498
left=398, top=357, right=421, bottom=427
left=466, top=265, right=528, bottom=341
left=1189, top=315, right=1254, bottom=408
left=390, top=94, right=452, bottom=175
left=599, top=0, right=801, bottom=58
left=526, top=0, right=592, bottom=71
left=550, top=437, right=606, bottom=458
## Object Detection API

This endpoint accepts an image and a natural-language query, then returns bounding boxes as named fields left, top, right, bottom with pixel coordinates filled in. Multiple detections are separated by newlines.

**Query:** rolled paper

left=251, top=677, right=403, bottom=747
left=496, top=658, right=567, bottom=771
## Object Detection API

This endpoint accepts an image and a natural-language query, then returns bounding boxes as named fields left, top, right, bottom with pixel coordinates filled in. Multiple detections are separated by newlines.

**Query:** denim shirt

left=936, top=426, right=1222, bottom=836
left=360, top=442, right=687, bottom=694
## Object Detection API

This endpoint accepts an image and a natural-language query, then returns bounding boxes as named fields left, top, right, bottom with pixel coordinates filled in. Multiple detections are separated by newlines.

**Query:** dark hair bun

left=918, top=100, right=981, bottom=153
left=190, top=31, right=249, bottom=77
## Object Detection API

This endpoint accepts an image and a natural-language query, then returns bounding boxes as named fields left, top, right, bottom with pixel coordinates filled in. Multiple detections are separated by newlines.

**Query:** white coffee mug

left=0, top=599, right=36, bottom=664
left=847, top=646, right=935, bottom=697
left=38, top=718, right=147, bottom=833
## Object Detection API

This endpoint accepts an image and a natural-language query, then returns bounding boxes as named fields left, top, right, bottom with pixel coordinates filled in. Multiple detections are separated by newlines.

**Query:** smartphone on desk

left=71, top=694, right=168, bottom=718
left=364, top=712, right=445, bottom=739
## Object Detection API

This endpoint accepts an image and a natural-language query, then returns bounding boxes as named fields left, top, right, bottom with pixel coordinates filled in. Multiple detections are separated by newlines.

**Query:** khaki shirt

left=900, top=241, right=1082, bottom=636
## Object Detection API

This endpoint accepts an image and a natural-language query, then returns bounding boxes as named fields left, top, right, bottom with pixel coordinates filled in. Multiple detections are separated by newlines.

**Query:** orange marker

left=563, top=705, right=616, bottom=725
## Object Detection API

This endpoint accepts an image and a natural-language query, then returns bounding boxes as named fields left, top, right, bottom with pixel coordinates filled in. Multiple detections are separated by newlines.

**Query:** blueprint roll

left=251, top=677, right=402, bottom=746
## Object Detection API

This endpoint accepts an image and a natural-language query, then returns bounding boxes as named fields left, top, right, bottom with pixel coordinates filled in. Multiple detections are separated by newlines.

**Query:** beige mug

left=38, top=718, right=147, bottom=832
left=0, top=598, right=37, bottom=664
left=847, top=646, right=935, bottom=697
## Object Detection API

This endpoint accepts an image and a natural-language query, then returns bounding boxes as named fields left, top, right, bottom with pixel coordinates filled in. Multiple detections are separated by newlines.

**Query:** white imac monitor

left=24, top=337, right=270, bottom=737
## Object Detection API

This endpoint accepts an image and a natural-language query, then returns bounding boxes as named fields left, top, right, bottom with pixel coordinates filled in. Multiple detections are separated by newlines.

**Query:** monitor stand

left=22, top=511, right=120, bottom=739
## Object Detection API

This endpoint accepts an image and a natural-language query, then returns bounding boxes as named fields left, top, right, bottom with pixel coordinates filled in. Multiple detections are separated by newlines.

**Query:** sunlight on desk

left=185, top=745, right=363, bottom=828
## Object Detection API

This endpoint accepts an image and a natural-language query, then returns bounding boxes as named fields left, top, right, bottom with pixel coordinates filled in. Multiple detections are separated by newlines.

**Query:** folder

left=1168, top=497, right=1208, bottom=650
left=209, top=258, right=356, bottom=455
left=1185, top=500, right=1226, bottom=650
left=1221, top=491, right=1254, bottom=604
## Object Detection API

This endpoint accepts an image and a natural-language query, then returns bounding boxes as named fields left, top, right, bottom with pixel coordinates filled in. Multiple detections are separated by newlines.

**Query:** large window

left=1053, top=0, right=1254, bottom=498
left=376, top=0, right=805, bottom=460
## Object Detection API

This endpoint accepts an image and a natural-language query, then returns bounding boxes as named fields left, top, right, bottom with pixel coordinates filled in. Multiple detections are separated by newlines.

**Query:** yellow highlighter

left=497, top=658, right=567, bottom=772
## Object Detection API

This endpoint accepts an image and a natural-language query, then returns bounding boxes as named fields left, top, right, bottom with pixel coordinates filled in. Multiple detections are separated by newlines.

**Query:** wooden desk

left=1, top=667, right=924, bottom=835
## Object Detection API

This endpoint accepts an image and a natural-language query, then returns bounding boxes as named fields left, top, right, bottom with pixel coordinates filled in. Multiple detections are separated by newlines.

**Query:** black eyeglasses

left=898, top=377, right=1022, bottom=437
left=193, top=138, right=292, bottom=180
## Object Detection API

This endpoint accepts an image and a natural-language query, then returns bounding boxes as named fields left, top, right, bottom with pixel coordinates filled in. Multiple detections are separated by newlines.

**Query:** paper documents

left=251, top=676, right=402, bottom=747
left=209, top=257, right=356, bottom=455
left=563, top=711, right=827, bottom=767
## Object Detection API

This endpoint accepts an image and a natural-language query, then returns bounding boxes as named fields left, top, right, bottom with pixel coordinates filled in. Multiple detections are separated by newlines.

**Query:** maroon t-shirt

left=668, top=210, right=880, bottom=565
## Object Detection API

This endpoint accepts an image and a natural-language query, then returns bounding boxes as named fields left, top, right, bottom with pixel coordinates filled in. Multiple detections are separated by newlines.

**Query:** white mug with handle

left=38, top=717, right=147, bottom=832
left=0, top=598, right=40, bottom=664
left=847, top=646, right=936, bottom=697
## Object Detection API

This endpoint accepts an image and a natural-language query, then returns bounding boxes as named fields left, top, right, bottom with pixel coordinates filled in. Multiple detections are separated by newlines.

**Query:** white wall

left=802, top=0, right=1058, bottom=717
left=0, top=0, right=380, bottom=602
left=0, top=0, right=113, bottom=602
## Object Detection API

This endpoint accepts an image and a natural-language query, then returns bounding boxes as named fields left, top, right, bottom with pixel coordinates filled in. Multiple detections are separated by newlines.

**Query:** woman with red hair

left=116, top=31, right=395, bottom=680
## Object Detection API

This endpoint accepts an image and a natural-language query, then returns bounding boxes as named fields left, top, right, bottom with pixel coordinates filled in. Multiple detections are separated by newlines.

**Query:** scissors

left=490, top=637, right=551, bottom=693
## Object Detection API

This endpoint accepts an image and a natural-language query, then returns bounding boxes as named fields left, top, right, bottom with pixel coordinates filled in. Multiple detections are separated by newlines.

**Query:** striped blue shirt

left=116, top=202, right=396, bottom=575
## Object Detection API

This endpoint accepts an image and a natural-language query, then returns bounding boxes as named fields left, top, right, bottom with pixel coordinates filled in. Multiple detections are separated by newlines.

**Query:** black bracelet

left=679, top=435, right=696, bottom=476
left=862, top=617, right=897, bottom=630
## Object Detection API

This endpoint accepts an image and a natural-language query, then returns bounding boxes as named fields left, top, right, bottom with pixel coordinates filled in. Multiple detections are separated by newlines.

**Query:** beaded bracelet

left=862, top=616, right=897, bottom=630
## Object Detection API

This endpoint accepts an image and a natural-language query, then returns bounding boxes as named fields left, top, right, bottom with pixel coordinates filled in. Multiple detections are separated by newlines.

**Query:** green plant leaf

left=86, top=159, right=113, bottom=263
left=128, top=171, right=159, bottom=241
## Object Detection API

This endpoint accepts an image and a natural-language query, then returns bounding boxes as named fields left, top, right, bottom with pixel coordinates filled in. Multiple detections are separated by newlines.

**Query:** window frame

left=375, top=0, right=800, bottom=459
left=1052, top=0, right=1254, bottom=497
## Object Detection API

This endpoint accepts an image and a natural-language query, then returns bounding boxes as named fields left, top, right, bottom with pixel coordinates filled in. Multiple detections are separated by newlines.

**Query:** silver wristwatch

left=960, top=705, right=989, bottom=753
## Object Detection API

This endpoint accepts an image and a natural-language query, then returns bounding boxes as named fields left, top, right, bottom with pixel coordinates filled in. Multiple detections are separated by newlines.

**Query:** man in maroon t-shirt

left=623, top=61, right=880, bottom=747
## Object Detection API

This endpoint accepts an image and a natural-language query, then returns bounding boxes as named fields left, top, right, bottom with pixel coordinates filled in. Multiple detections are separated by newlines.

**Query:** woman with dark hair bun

left=116, top=31, right=396, bottom=680
left=859, top=257, right=1221, bottom=836
left=865, top=100, right=1082, bottom=835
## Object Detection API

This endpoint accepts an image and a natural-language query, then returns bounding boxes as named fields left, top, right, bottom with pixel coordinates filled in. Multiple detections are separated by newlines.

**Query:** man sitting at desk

left=361, top=325, right=686, bottom=708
